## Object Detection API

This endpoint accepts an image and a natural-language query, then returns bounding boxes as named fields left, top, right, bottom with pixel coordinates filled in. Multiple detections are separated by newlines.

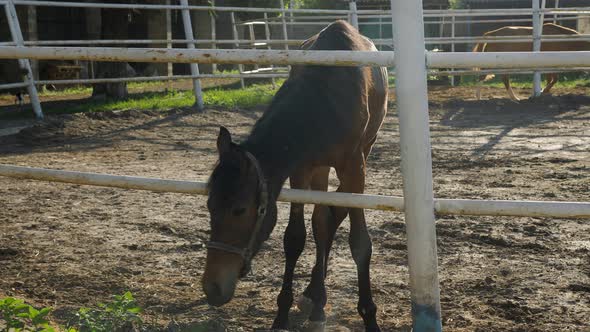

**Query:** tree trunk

left=92, top=7, right=129, bottom=99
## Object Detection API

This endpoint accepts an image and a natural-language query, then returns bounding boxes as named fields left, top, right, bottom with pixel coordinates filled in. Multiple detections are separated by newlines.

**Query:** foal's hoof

left=297, top=294, right=314, bottom=314
left=302, top=320, right=326, bottom=332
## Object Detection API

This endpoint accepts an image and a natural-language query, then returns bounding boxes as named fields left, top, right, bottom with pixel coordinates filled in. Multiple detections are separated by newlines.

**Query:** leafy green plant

left=0, top=297, right=55, bottom=332
left=449, top=0, right=467, bottom=9
left=68, top=292, right=142, bottom=332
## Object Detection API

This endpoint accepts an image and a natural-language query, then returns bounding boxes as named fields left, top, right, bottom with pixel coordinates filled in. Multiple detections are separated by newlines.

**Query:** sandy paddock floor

left=0, top=85, right=589, bottom=331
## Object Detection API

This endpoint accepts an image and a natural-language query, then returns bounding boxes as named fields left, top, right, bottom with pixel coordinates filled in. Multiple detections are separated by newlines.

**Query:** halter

left=206, top=151, right=269, bottom=276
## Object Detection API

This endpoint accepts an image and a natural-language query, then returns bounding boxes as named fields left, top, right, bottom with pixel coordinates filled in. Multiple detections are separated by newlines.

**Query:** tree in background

left=449, top=0, right=467, bottom=9
left=291, top=0, right=344, bottom=9
left=222, top=0, right=344, bottom=11
left=87, top=0, right=138, bottom=100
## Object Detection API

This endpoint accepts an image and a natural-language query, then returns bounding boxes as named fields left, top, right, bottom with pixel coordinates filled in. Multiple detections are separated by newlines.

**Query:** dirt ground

left=0, top=85, right=589, bottom=332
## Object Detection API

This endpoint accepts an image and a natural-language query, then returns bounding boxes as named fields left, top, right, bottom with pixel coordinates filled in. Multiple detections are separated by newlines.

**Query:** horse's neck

left=241, top=139, right=298, bottom=201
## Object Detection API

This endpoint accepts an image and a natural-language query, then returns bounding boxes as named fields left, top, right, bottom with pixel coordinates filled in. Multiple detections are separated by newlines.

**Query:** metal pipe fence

left=2, top=1, right=589, bottom=116
left=1, top=2, right=590, bottom=332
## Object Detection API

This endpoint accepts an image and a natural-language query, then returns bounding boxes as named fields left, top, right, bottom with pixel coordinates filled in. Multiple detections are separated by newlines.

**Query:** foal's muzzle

left=201, top=249, right=242, bottom=307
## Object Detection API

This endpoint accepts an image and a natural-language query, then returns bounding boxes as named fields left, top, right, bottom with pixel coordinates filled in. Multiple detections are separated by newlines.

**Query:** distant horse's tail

left=472, top=42, right=494, bottom=99
left=472, top=42, right=483, bottom=53
left=472, top=42, right=493, bottom=79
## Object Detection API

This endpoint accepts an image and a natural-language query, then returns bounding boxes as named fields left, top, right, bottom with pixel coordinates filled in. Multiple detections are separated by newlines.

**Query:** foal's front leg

left=349, top=207, right=379, bottom=331
left=272, top=174, right=310, bottom=329
left=303, top=204, right=332, bottom=331
left=344, top=154, right=380, bottom=331
left=299, top=168, right=333, bottom=331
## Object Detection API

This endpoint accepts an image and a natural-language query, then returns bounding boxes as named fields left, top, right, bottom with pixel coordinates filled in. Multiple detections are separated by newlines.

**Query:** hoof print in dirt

left=0, top=247, right=19, bottom=259
left=302, top=320, right=326, bottom=332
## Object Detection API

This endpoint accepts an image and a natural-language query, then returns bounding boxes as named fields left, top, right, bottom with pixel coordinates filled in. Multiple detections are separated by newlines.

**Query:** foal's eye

left=232, top=207, right=246, bottom=216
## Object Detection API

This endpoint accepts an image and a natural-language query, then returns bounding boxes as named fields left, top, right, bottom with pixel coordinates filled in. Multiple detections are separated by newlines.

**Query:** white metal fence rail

left=3, top=46, right=590, bottom=68
left=1, top=164, right=588, bottom=219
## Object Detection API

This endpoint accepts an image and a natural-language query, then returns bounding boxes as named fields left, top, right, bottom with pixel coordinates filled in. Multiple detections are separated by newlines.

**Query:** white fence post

left=532, top=0, right=543, bottom=97
left=279, top=0, right=289, bottom=50
left=263, top=12, right=276, bottom=88
left=230, top=11, right=245, bottom=88
left=349, top=1, right=359, bottom=29
left=166, top=0, right=173, bottom=79
left=179, top=0, right=204, bottom=111
left=210, top=0, right=217, bottom=73
left=390, top=0, right=442, bottom=331
left=289, top=0, right=295, bottom=38
left=554, top=0, right=560, bottom=24
left=248, top=23, right=258, bottom=71
left=450, top=13, right=455, bottom=86
left=4, top=0, right=43, bottom=119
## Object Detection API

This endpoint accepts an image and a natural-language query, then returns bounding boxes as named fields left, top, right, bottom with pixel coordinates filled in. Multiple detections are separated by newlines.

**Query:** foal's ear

left=217, top=126, right=233, bottom=156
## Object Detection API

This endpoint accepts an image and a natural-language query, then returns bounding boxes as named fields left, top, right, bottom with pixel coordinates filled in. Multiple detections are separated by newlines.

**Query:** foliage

left=449, top=0, right=468, bottom=9
left=68, top=292, right=142, bottom=332
left=291, top=0, right=345, bottom=9
left=222, top=0, right=344, bottom=20
left=1, top=292, right=143, bottom=332
left=0, top=297, right=56, bottom=332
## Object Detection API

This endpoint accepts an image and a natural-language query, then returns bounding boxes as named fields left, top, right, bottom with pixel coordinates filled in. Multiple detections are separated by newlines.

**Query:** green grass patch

left=41, top=82, right=284, bottom=115
left=204, top=83, right=281, bottom=108
left=37, top=80, right=184, bottom=97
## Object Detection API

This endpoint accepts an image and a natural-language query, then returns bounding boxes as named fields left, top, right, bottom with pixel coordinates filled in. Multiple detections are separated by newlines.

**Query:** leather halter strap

left=206, top=151, right=268, bottom=273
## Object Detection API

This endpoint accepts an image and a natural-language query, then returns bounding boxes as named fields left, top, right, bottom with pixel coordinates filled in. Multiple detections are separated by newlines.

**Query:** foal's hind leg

left=300, top=167, right=349, bottom=331
left=272, top=169, right=313, bottom=330
left=303, top=172, right=350, bottom=283
left=299, top=186, right=348, bottom=318
left=341, top=152, right=380, bottom=331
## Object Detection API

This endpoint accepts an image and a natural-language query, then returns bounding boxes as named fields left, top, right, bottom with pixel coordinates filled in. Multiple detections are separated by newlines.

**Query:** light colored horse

left=473, top=23, right=590, bottom=101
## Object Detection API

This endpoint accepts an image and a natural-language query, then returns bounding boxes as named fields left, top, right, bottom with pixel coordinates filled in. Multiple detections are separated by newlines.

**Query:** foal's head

left=201, top=127, right=276, bottom=306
